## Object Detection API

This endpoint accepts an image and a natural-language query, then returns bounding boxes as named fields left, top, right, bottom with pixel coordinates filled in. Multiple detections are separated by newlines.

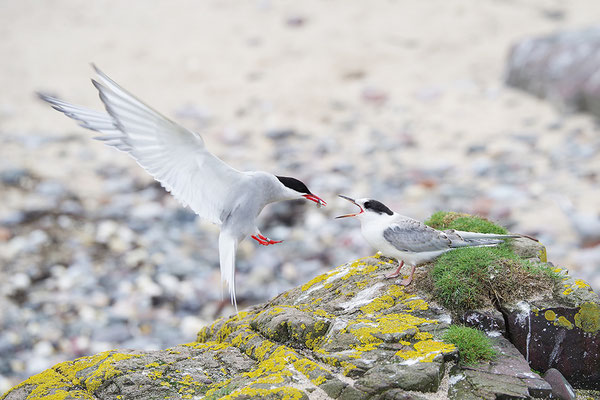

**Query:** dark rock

left=544, top=368, right=577, bottom=400
left=459, top=309, right=506, bottom=335
left=502, top=273, right=600, bottom=390
left=505, top=25, right=600, bottom=117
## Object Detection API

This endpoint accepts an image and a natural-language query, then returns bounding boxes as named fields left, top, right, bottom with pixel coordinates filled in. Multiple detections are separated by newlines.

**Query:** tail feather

left=218, top=232, right=238, bottom=312
left=452, top=230, right=520, bottom=240
left=446, top=230, right=520, bottom=248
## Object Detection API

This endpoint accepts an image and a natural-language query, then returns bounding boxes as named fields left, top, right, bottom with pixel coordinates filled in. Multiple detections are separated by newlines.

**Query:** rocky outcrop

left=448, top=336, right=552, bottom=399
left=3, top=234, right=600, bottom=399
left=502, top=274, right=600, bottom=390
left=505, top=25, right=600, bottom=117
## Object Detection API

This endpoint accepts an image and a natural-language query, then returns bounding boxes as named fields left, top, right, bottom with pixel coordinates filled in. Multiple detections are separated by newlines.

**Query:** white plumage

left=336, top=195, right=519, bottom=285
left=39, top=66, right=326, bottom=311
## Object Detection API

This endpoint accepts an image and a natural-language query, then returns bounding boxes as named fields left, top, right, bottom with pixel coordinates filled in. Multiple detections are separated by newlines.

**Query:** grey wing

left=383, top=220, right=453, bottom=252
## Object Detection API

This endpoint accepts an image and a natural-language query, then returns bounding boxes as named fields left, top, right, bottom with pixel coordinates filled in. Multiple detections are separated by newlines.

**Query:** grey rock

left=0, top=168, right=34, bottom=186
left=356, top=361, right=445, bottom=393
left=377, top=388, right=429, bottom=400
left=544, top=368, right=577, bottom=400
left=449, top=335, right=552, bottom=399
left=506, top=25, right=600, bottom=117
left=265, top=128, right=296, bottom=140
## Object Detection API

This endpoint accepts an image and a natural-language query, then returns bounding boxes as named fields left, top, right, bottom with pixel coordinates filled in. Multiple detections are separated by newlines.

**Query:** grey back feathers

left=383, top=221, right=453, bottom=253
left=383, top=220, right=517, bottom=254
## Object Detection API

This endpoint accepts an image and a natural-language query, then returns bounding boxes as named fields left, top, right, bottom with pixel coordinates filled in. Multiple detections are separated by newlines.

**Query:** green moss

left=431, top=244, right=559, bottom=311
left=442, top=325, right=497, bottom=365
left=425, top=211, right=508, bottom=234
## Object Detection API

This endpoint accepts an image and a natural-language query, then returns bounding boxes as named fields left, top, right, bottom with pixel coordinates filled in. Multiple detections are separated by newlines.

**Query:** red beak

left=335, top=195, right=363, bottom=218
left=303, top=193, right=327, bottom=207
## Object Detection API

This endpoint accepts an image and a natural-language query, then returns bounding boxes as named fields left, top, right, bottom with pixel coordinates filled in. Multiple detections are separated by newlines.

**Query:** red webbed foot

left=251, top=234, right=283, bottom=246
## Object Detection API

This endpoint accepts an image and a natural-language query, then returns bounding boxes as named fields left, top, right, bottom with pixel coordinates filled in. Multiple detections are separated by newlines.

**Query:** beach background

left=1, top=0, right=599, bottom=393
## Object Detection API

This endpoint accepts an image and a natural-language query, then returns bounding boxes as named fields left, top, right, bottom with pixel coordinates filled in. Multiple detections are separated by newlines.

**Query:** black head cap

left=364, top=199, right=393, bottom=215
left=276, top=176, right=311, bottom=194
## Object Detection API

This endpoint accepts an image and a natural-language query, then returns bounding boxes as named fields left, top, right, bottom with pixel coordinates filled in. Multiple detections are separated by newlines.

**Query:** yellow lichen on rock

left=538, top=247, right=547, bottom=263
left=544, top=310, right=556, bottom=321
left=5, top=350, right=139, bottom=400
left=574, top=279, right=591, bottom=289
left=221, top=386, right=306, bottom=400
left=556, top=316, right=574, bottom=330
left=396, top=339, right=456, bottom=363
left=574, top=302, right=600, bottom=333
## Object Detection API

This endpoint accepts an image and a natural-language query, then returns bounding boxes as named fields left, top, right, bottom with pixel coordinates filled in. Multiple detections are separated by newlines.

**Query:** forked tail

left=218, top=232, right=239, bottom=312
left=448, top=230, right=521, bottom=248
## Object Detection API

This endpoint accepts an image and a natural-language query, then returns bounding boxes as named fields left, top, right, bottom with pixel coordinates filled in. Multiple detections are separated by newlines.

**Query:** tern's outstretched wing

left=383, top=219, right=453, bottom=253
left=39, top=65, right=242, bottom=225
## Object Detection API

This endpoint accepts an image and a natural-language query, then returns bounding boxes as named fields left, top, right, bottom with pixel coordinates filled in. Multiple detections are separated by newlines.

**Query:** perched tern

left=336, top=195, right=519, bottom=286
left=38, top=65, right=327, bottom=311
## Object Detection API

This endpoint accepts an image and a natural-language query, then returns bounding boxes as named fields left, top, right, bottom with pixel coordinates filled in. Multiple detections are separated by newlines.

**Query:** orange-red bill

left=335, top=195, right=363, bottom=218
left=303, top=194, right=327, bottom=207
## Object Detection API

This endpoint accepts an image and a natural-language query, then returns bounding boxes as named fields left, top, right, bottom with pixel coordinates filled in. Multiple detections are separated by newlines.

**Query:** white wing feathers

left=39, top=66, right=243, bottom=225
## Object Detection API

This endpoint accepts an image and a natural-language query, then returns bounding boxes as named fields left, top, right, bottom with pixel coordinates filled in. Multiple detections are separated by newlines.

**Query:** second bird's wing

left=383, top=219, right=453, bottom=253
left=39, top=66, right=243, bottom=225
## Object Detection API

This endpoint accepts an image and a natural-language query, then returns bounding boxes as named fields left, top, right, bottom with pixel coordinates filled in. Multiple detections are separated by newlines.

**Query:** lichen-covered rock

left=505, top=25, right=600, bottom=117
left=3, top=256, right=460, bottom=399
left=1, top=344, right=259, bottom=400
left=194, top=256, right=458, bottom=398
left=3, top=240, right=599, bottom=399
left=502, top=270, right=600, bottom=390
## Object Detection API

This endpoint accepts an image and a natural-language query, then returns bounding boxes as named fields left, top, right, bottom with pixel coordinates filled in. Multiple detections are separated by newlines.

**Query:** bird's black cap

left=276, top=176, right=311, bottom=194
left=364, top=200, right=393, bottom=215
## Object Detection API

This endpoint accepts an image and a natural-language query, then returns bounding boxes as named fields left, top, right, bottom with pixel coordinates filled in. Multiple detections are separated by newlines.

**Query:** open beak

left=335, top=195, right=363, bottom=218
left=303, top=193, right=327, bottom=208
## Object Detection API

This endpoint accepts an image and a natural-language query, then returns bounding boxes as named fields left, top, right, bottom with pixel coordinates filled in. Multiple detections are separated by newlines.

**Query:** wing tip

left=37, top=91, right=57, bottom=104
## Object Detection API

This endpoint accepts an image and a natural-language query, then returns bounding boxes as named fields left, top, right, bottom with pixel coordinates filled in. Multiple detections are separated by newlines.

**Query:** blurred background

left=1, top=0, right=599, bottom=393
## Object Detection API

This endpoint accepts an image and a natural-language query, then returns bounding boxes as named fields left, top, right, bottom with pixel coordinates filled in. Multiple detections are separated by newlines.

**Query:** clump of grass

left=443, top=325, right=497, bottom=365
left=425, top=211, right=508, bottom=234
left=431, top=244, right=559, bottom=311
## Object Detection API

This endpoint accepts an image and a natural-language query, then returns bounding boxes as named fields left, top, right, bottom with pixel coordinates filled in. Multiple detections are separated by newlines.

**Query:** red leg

left=252, top=234, right=283, bottom=246
left=385, top=260, right=405, bottom=279
left=251, top=235, right=268, bottom=245
left=258, top=234, right=282, bottom=245
left=399, top=265, right=417, bottom=286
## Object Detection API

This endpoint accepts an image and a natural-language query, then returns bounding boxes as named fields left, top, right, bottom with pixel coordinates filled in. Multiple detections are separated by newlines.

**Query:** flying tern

left=38, top=65, right=327, bottom=311
left=336, top=195, right=519, bottom=285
